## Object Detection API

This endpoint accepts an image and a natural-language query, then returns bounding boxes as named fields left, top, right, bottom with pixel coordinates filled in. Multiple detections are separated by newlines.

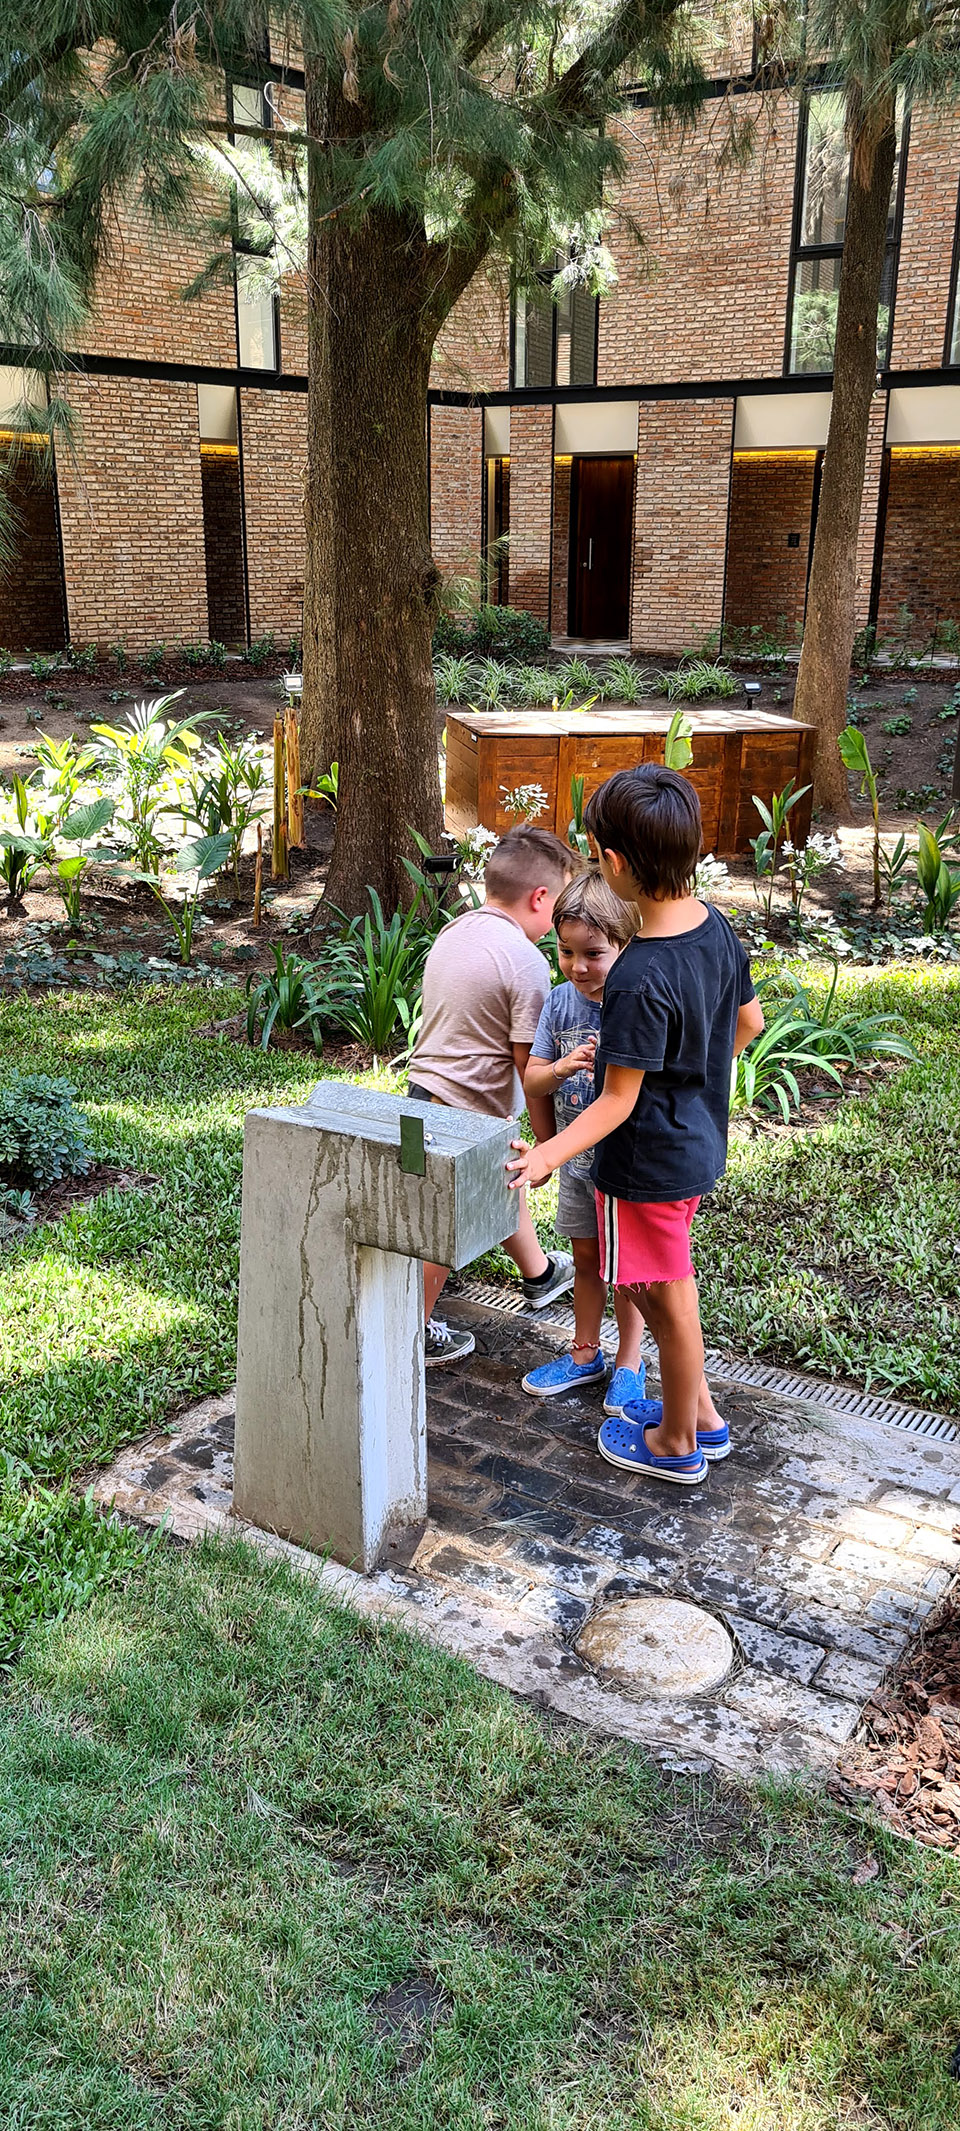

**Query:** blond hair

left=484, top=827, right=578, bottom=903
left=552, top=868, right=638, bottom=948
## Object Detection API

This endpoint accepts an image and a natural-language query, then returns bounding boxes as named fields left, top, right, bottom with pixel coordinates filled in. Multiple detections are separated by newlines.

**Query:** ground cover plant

left=0, top=1533, right=957, bottom=2130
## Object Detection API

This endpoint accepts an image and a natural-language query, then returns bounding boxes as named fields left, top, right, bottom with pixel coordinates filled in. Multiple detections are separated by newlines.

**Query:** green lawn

left=0, top=1534, right=957, bottom=2131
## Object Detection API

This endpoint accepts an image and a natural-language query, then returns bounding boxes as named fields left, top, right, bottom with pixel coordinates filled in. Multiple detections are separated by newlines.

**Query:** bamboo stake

left=285, top=704, right=305, bottom=849
left=253, top=823, right=263, bottom=927
left=272, top=712, right=289, bottom=881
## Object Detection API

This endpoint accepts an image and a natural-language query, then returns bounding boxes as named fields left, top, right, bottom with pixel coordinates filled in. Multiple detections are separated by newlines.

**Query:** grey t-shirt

left=530, top=982, right=602, bottom=1181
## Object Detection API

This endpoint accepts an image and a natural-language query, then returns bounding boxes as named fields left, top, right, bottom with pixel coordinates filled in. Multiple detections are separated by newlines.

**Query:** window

left=229, top=81, right=279, bottom=371
left=512, top=271, right=598, bottom=388
left=786, top=90, right=906, bottom=375
left=946, top=181, right=960, bottom=365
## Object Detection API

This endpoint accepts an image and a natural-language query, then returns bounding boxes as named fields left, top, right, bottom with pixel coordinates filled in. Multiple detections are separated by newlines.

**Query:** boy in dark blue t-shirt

left=507, top=765, right=764, bottom=1488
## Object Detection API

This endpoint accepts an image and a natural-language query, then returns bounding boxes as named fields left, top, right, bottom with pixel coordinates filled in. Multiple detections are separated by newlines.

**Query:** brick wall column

left=630, top=398, right=734, bottom=655
left=55, top=376, right=207, bottom=649
left=853, top=394, right=889, bottom=632
left=240, top=389, right=308, bottom=643
left=428, top=405, right=483, bottom=578
left=508, top=404, right=555, bottom=625
left=551, top=458, right=573, bottom=634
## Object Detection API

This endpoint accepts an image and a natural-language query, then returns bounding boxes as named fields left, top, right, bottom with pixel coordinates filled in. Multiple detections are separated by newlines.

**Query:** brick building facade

left=5, top=52, right=960, bottom=655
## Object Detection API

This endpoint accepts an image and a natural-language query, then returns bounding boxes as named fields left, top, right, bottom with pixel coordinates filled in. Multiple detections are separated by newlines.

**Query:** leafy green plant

left=837, top=724, right=882, bottom=909
left=65, top=642, right=98, bottom=676
left=53, top=796, right=117, bottom=926
left=137, top=832, right=234, bottom=964
left=0, top=1073, right=92, bottom=1190
left=92, top=694, right=206, bottom=873
left=782, top=831, right=843, bottom=927
left=32, top=732, right=98, bottom=805
left=879, top=831, right=912, bottom=907
left=245, top=945, right=325, bottom=1051
left=0, top=648, right=13, bottom=677
left=433, top=604, right=550, bottom=661
left=600, top=656, right=647, bottom=704
left=733, top=966, right=914, bottom=1122
left=474, top=658, right=515, bottom=708
left=141, top=642, right=166, bottom=678
left=302, top=760, right=339, bottom=811
left=660, top=660, right=738, bottom=702
left=882, top=714, right=912, bottom=737
left=0, top=773, right=52, bottom=902
left=555, top=656, right=594, bottom=693
left=433, top=653, right=474, bottom=705
left=320, top=888, right=438, bottom=1058
left=851, top=622, right=878, bottom=667
left=243, top=632, right=276, bottom=669
left=511, top=664, right=557, bottom=706
left=185, top=734, right=269, bottom=892
left=750, top=779, right=812, bottom=922
left=917, top=819, right=960, bottom=934
left=663, top=708, right=693, bottom=770
left=568, top=775, right=590, bottom=858
left=109, top=640, right=127, bottom=673
left=179, top=638, right=227, bottom=670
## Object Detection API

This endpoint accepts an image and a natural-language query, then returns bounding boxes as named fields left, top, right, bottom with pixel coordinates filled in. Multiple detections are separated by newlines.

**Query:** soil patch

left=1, top=1162, right=157, bottom=1242
left=835, top=1591, right=960, bottom=1852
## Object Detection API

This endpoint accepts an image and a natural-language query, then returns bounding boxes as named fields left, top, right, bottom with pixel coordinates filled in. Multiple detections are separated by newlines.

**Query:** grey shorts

left=556, top=1169, right=599, bottom=1241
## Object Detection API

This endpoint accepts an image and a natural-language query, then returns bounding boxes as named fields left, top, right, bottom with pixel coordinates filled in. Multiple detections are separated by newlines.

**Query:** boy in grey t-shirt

left=408, top=827, right=578, bottom=1365
left=521, top=871, right=646, bottom=1416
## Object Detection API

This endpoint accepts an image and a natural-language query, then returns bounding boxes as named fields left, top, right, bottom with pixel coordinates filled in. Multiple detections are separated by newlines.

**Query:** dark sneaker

left=522, top=1251, right=575, bottom=1311
left=425, top=1318, right=476, bottom=1367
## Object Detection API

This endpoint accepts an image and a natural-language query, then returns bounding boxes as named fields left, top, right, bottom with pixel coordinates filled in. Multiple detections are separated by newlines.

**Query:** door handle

left=588, top=538, right=593, bottom=570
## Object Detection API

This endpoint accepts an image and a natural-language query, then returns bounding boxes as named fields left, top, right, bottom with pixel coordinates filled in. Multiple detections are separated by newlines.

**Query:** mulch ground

left=835, top=1592, right=960, bottom=1852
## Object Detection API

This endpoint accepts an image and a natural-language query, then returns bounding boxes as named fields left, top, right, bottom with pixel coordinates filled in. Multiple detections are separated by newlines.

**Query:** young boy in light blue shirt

left=521, top=870, right=647, bottom=1416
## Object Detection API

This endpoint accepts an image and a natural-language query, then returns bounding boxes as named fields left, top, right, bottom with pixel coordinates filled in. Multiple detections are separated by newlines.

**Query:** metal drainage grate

left=455, top=1279, right=959, bottom=1445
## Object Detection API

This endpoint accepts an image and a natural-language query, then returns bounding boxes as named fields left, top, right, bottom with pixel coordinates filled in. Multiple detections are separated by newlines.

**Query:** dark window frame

left=509, top=270, right=599, bottom=390
left=784, top=91, right=911, bottom=378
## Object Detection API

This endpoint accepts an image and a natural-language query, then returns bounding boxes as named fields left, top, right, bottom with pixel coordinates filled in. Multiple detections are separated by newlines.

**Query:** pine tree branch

left=534, top=0, right=687, bottom=120
left=460, top=1, right=517, bottom=68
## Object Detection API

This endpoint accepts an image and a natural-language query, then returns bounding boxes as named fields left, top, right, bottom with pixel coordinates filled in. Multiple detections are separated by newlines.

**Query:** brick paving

left=93, top=1298, right=960, bottom=1779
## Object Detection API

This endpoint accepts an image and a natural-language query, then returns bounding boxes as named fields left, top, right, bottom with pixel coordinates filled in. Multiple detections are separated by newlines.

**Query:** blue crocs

left=597, top=1406, right=708, bottom=1485
left=603, top=1363, right=647, bottom=1417
left=697, top=1418, right=732, bottom=1462
left=521, top=1349, right=608, bottom=1398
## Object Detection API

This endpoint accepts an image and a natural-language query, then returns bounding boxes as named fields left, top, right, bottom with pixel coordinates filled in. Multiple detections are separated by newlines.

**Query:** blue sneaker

left=521, top=1349, right=608, bottom=1398
left=597, top=1405, right=708, bottom=1486
left=603, top=1363, right=647, bottom=1417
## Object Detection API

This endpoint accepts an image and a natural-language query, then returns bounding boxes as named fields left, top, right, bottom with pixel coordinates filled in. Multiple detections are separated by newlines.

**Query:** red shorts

left=596, top=1191, right=701, bottom=1287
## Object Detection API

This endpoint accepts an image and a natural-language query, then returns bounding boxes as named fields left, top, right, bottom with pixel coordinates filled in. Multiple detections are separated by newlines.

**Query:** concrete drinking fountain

left=233, top=1083, right=515, bottom=1571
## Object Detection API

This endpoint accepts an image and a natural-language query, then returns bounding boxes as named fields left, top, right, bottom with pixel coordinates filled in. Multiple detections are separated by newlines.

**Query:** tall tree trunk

left=300, top=56, right=444, bottom=915
left=793, top=91, right=896, bottom=817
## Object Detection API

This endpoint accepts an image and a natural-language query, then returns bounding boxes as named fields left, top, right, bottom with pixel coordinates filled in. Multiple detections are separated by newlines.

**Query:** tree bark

left=793, top=91, right=896, bottom=818
left=300, top=57, right=451, bottom=915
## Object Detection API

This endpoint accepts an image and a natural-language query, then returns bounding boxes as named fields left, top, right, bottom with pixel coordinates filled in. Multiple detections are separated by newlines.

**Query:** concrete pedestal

left=234, top=1084, right=514, bottom=1570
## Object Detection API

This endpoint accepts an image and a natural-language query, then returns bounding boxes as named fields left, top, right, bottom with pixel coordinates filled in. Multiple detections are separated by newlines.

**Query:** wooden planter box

left=445, top=704, right=816, bottom=858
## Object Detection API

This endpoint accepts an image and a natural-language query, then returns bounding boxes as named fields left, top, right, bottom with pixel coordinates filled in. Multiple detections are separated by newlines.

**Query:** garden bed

left=836, top=1592, right=960, bottom=1852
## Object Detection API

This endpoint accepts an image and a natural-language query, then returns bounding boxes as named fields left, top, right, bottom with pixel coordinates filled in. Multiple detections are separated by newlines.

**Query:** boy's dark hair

left=485, top=826, right=578, bottom=901
left=584, top=766, right=702, bottom=900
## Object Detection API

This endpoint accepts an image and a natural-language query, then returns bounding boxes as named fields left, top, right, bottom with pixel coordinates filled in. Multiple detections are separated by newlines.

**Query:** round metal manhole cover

left=576, top=1596, right=733, bottom=1699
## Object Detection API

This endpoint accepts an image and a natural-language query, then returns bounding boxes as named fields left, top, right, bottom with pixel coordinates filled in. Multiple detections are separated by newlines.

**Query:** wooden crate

left=444, top=704, right=815, bottom=858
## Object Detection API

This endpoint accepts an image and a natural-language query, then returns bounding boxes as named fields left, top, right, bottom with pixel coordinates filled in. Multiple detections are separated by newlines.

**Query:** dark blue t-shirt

left=592, top=905, right=755, bottom=1203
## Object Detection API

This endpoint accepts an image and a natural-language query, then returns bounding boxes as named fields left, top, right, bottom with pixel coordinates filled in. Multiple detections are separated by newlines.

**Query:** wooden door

left=570, top=456, right=634, bottom=639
